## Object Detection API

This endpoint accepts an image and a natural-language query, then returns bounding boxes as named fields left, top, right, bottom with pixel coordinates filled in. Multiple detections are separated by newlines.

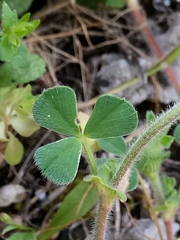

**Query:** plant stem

left=113, top=102, right=180, bottom=187
left=127, top=0, right=180, bottom=94
left=149, top=174, right=165, bottom=206
left=138, top=174, right=164, bottom=240
left=93, top=197, right=112, bottom=240
left=164, top=221, right=174, bottom=240
left=81, top=136, right=97, bottom=175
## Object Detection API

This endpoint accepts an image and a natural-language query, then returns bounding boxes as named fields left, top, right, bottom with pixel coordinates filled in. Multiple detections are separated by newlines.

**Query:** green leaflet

left=34, top=137, right=82, bottom=184
left=7, top=232, right=36, bottom=240
left=84, top=95, right=138, bottom=139
left=5, top=132, right=24, bottom=165
left=33, top=86, right=80, bottom=137
left=98, top=136, right=127, bottom=156
left=37, top=181, right=98, bottom=240
left=174, top=124, right=180, bottom=144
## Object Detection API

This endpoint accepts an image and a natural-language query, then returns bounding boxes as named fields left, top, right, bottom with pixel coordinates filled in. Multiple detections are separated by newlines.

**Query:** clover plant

left=32, top=86, right=180, bottom=240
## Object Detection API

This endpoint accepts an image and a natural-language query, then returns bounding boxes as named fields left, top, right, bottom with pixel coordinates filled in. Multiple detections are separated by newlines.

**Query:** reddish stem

left=164, top=221, right=174, bottom=240
left=131, top=8, right=180, bottom=94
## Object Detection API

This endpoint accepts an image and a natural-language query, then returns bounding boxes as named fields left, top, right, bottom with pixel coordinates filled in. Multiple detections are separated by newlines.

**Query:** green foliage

left=32, top=85, right=180, bottom=238
left=33, top=86, right=80, bottom=137
left=174, top=124, right=180, bottom=144
left=4, top=132, right=24, bottom=165
left=0, top=2, right=45, bottom=165
left=137, top=111, right=180, bottom=221
left=0, top=44, right=46, bottom=87
left=33, top=86, right=138, bottom=187
left=98, top=136, right=127, bottom=156
left=84, top=96, right=137, bottom=138
left=0, top=0, right=34, bottom=15
left=0, top=85, right=40, bottom=164
left=106, top=0, right=124, bottom=8
left=35, top=138, right=82, bottom=185
left=7, top=232, right=36, bottom=240
left=0, top=2, right=39, bottom=61
left=37, top=181, right=98, bottom=240
left=137, top=111, right=174, bottom=180
left=159, top=176, right=180, bottom=221
left=76, top=0, right=125, bottom=8
left=1, top=213, right=34, bottom=236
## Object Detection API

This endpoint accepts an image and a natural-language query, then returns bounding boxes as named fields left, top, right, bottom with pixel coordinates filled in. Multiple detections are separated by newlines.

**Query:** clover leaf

left=33, top=86, right=138, bottom=185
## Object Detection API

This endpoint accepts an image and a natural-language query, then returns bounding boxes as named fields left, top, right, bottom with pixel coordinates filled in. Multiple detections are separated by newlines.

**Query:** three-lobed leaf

left=34, top=137, right=82, bottom=184
left=33, top=86, right=80, bottom=137
left=84, top=95, right=138, bottom=139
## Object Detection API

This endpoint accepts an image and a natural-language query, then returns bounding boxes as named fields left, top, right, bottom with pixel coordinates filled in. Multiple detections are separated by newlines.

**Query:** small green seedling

left=0, top=2, right=39, bottom=61
left=31, top=86, right=180, bottom=240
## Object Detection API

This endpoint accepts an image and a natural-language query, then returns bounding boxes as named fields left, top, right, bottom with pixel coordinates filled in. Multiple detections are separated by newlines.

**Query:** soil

left=1, top=0, right=180, bottom=239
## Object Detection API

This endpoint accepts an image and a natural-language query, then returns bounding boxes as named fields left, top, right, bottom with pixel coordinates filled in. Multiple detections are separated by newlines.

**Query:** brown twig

left=127, top=0, right=180, bottom=94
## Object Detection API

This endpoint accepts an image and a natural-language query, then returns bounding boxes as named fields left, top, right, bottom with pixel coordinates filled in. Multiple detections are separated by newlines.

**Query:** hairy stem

left=139, top=174, right=164, bottom=240
left=81, top=136, right=97, bottom=175
left=93, top=197, right=112, bottom=240
left=113, top=102, right=180, bottom=187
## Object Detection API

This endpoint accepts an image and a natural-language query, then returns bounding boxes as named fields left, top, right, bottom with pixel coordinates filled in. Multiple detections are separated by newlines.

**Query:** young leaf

left=33, top=86, right=80, bottom=137
left=98, top=136, right=127, bottom=156
left=160, top=135, right=174, bottom=148
left=1, top=2, right=18, bottom=32
left=5, top=132, right=24, bottom=165
left=2, top=225, right=17, bottom=235
left=9, top=117, right=40, bottom=137
left=0, top=44, right=46, bottom=86
left=174, top=124, right=180, bottom=144
left=84, top=95, right=138, bottom=139
left=37, top=181, right=98, bottom=240
left=7, top=232, right=36, bottom=240
left=126, top=169, right=138, bottom=192
left=146, top=110, right=156, bottom=125
left=19, top=13, right=30, bottom=23
left=34, top=137, right=82, bottom=185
